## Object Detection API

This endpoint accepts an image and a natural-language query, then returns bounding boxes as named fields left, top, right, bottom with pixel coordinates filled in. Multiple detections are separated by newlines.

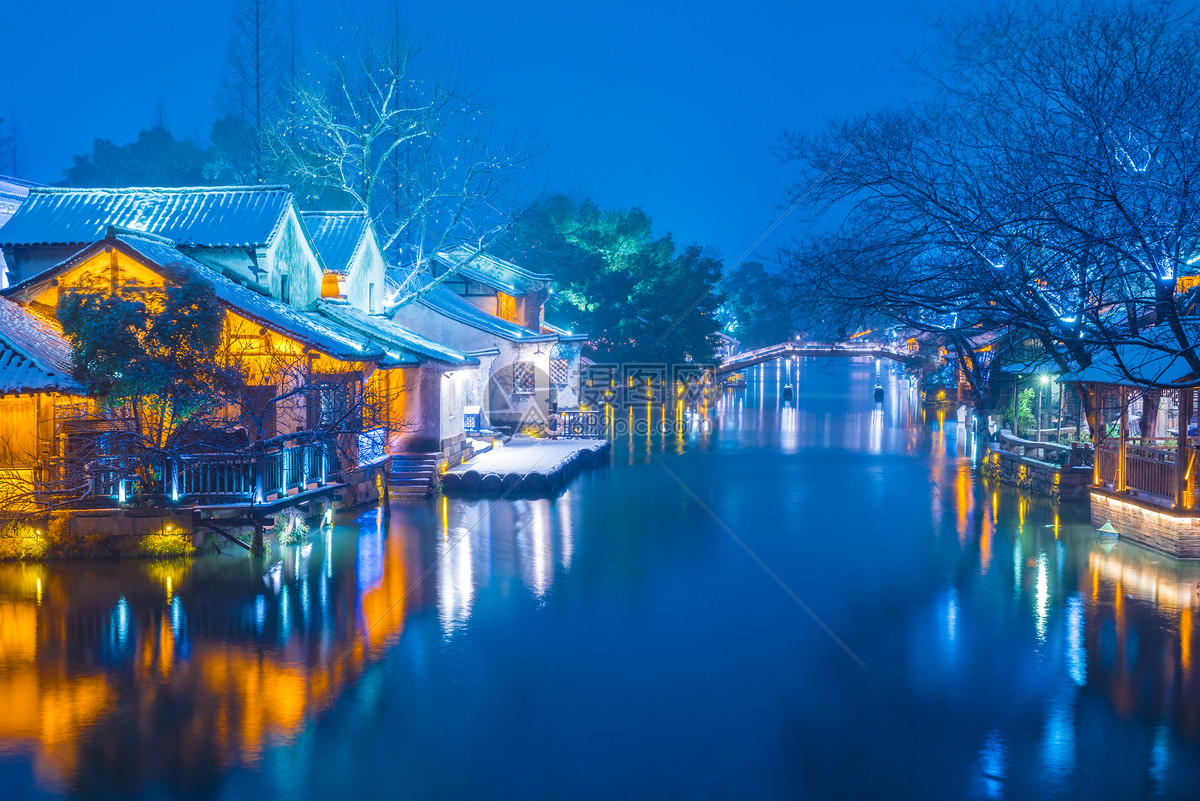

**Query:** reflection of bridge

left=716, top=340, right=916, bottom=375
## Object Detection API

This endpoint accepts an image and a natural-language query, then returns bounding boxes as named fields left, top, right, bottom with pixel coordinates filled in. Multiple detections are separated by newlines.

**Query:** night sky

left=4, top=0, right=956, bottom=261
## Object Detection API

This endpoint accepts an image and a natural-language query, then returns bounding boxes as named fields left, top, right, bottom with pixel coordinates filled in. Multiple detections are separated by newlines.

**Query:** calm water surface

left=3, top=360, right=1200, bottom=800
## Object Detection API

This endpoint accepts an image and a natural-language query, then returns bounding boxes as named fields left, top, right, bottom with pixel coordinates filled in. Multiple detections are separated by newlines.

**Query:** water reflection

left=5, top=361, right=1200, bottom=799
left=0, top=491, right=583, bottom=795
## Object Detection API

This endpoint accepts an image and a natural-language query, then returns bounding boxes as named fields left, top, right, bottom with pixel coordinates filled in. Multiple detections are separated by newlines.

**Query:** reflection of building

left=0, top=509, right=412, bottom=793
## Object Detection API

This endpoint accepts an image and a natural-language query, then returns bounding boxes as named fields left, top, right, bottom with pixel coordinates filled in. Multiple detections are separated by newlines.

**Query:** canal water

left=2, top=360, right=1200, bottom=800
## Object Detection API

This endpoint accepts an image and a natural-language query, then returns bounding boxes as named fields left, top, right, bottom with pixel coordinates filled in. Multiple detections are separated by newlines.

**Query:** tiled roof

left=0, top=175, right=35, bottom=227
left=301, top=211, right=368, bottom=275
left=417, top=286, right=556, bottom=343
left=111, top=235, right=384, bottom=362
left=317, top=301, right=477, bottom=367
left=0, top=295, right=80, bottom=394
left=0, top=186, right=293, bottom=248
left=433, top=245, right=552, bottom=296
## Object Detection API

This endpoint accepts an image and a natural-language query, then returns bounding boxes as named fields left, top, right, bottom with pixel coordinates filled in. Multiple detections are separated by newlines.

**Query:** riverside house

left=392, top=245, right=588, bottom=433
left=0, top=186, right=483, bottom=525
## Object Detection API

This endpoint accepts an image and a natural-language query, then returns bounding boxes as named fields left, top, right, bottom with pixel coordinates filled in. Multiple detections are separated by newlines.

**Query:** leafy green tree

left=57, top=278, right=227, bottom=465
left=717, top=261, right=796, bottom=349
left=59, top=127, right=210, bottom=187
left=505, top=195, right=724, bottom=363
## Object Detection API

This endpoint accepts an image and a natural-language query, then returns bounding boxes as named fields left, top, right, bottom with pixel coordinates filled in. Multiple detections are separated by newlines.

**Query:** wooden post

left=1013, top=381, right=1020, bottom=436
left=1178, top=388, right=1194, bottom=509
left=252, top=520, right=265, bottom=556
left=1118, top=386, right=1129, bottom=492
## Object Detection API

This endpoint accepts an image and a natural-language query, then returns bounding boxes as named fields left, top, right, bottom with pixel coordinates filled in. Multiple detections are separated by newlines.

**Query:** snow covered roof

left=417, top=286, right=556, bottom=343
left=0, top=186, right=294, bottom=249
left=7, top=230, right=386, bottom=363
left=0, top=175, right=35, bottom=228
left=115, top=235, right=384, bottom=362
left=317, top=301, right=477, bottom=367
left=542, top=320, right=588, bottom=342
left=1061, top=326, right=1200, bottom=387
left=0, top=295, right=80, bottom=394
left=433, top=245, right=552, bottom=296
left=302, top=211, right=369, bottom=275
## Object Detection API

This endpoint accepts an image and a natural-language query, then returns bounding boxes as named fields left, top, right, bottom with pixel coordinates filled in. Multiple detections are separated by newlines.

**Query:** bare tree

left=265, top=11, right=535, bottom=302
left=219, top=0, right=283, bottom=181
left=779, top=2, right=1200, bottom=409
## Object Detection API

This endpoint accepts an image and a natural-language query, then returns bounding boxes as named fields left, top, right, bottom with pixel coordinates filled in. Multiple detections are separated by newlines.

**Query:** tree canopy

left=504, top=194, right=724, bottom=364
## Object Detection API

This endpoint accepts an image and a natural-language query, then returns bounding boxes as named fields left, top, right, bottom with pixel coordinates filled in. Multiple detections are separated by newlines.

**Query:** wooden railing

left=87, top=439, right=336, bottom=502
left=1095, top=440, right=1187, bottom=503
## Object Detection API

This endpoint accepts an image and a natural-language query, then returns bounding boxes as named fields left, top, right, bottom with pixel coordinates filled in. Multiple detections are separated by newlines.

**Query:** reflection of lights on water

left=1066, top=594, right=1086, bottom=686
left=946, top=586, right=958, bottom=643
left=1151, top=724, right=1171, bottom=795
left=1013, top=538, right=1023, bottom=599
left=1041, top=699, right=1075, bottom=781
left=559, top=490, right=574, bottom=571
left=171, top=595, right=184, bottom=639
left=437, top=502, right=476, bottom=635
left=529, top=500, right=552, bottom=599
left=113, top=596, right=130, bottom=650
left=1035, top=552, right=1049, bottom=642
left=356, top=525, right=384, bottom=597
left=280, top=585, right=290, bottom=642
left=255, top=594, right=266, bottom=635
left=978, top=730, right=1006, bottom=799
left=36, top=577, right=42, bottom=605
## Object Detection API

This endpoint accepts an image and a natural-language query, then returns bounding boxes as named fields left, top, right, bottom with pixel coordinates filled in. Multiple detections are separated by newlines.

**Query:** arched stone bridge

left=716, top=340, right=918, bottom=375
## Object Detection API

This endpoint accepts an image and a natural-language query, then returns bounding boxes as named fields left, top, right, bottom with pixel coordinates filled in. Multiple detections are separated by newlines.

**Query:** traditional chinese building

left=392, top=245, right=587, bottom=432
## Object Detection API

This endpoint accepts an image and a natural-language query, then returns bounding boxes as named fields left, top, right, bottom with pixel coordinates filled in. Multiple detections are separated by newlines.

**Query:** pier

left=441, top=438, right=611, bottom=496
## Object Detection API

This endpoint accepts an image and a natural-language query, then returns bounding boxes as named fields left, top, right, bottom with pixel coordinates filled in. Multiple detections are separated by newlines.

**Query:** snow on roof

left=417, top=286, right=556, bottom=343
left=317, top=301, right=477, bottom=367
left=0, top=295, right=80, bottom=394
left=0, top=186, right=294, bottom=249
left=1061, top=324, right=1200, bottom=386
left=109, top=234, right=384, bottom=362
left=433, top=245, right=552, bottom=296
left=542, top=320, right=588, bottom=342
left=301, top=211, right=369, bottom=275
left=0, top=175, right=35, bottom=228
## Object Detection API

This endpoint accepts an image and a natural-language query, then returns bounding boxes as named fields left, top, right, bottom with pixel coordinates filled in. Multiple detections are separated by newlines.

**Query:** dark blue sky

left=3, top=0, right=953, bottom=261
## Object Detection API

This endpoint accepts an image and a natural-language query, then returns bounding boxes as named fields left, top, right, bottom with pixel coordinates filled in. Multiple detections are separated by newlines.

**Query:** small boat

left=873, top=384, right=884, bottom=402
left=782, top=384, right=794, bottom=403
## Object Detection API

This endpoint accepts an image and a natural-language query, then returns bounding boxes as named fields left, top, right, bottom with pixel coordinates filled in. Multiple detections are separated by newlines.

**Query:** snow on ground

left=449, top=437, right=606, bottom=476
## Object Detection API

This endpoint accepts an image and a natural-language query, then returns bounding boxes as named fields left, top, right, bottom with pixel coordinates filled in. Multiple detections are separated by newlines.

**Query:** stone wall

left=981, top=447, right=1092, bottom=500
left=1089, top=489, right=1200, bottom=559
left=331, top=456, right=391, bottom=511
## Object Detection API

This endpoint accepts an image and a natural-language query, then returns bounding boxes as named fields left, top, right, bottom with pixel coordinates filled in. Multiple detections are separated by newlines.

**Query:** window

left=280, top=274, right=291, bottom=305
left=550, top=359, right=569, bottom=388
left=513, top=362, right=536, bottom=395
left=496, top=292, right=517, bottom=322
left=368, top=282, right=376, bottom=314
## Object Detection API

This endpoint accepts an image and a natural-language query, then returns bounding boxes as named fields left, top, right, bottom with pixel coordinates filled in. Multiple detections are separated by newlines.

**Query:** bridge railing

left=718, top=340, right=910, bottom=372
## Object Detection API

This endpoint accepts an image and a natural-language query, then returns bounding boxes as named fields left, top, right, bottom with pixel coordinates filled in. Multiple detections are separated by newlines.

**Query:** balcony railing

left=86, top=439, right=337, bottom=503
left=558, top=410, right=605, bottom=438
left=1095, top=439, right=1193, bottom=506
